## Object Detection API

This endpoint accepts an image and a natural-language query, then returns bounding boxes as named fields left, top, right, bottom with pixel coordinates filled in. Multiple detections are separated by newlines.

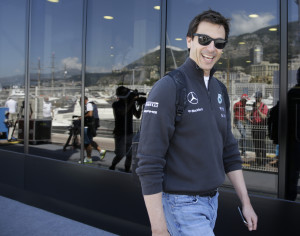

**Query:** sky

left=0, top=0, right=299, bottom=78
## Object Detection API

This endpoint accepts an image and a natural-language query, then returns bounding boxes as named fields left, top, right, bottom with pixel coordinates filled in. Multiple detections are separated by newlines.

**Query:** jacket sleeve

left=222, top=87, right=243, bottom=173
left=136, top=76, right=177, bottom=195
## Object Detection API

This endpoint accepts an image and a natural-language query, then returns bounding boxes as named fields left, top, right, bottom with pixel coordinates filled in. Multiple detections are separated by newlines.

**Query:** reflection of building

left=1, top=1, right=300, bottom=235
left=252, top=45, right=263, bottom=64
left=250, top=61, right=279, bottom=82
left=214, top=71, right=251, bottom=84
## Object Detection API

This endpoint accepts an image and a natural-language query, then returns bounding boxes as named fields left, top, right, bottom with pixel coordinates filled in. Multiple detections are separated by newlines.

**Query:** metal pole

left=278, top=0, right=288, bottom=199
left=80, top=0, right=88, bottom=163
left=24, top=0, right=32, bottom=154
left=160, top=0, right=167, bottom=77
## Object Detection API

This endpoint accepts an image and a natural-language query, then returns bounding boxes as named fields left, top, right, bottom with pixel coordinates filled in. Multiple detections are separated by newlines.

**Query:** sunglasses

left=193, top=33, right=227, bottom=49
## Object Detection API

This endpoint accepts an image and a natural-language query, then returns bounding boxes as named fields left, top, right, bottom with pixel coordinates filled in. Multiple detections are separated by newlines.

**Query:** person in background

left=136, top=9, right=257, bottom=235
left=5, top=96, right=18, bottom=140
left=267, top=101, right=279, bottom=167
left=20, top=100, right=33, bottom=119
left=89, top=100, right=106, bottom=160
left=43, top=96, right=53, bottom=119
left=78, top=96, right=106, bottom=163
left=109, top=86, right=142, bottom=172
left=286, top=67, right=300, bottom=201
left=233, top=94, right=250, bottom=157
left=247, top=91, right=268, bottom=167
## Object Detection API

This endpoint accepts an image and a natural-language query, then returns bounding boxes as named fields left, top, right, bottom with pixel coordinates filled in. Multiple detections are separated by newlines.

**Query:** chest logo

left=218, top=94, right=222, bottom=104
left=187, top=92, right=198, bottom=104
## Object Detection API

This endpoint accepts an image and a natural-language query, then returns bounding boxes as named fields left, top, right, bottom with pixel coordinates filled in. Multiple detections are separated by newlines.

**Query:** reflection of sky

left=86, top=0, right=160, bottom=73
left=167, top=0, right=288, bottom=49
left=30, top=0, right=84, bottom=74
left=0, top=0, right=299, bottom=77
left=0, top=0, right=26, bottom=77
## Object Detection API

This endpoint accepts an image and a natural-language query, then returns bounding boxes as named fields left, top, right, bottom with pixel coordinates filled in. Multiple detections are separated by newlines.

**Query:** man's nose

left=206, top=41, right=216, bottom=50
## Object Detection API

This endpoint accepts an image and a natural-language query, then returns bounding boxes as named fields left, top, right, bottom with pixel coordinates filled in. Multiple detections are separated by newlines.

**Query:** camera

left=116, top=86, right=146, bottom=105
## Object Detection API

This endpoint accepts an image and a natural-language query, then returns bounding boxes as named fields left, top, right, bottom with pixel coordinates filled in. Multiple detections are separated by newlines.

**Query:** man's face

left=187, top=21, right=225, bottom=76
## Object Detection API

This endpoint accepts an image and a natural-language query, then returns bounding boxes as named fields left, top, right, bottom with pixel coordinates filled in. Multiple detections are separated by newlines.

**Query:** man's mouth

left=202, top=54, right=214, bottom=62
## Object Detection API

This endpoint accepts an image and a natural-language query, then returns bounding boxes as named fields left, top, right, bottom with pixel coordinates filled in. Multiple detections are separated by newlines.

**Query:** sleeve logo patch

left=145, top=101, right=159, bottom=108
left=218, top=94, right=222, bottom=104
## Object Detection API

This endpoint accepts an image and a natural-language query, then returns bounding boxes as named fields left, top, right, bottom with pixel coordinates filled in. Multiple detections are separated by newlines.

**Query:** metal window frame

left=22, top=0, right=290, bottom=199
left=278, top=0, right=288, bottom=199
left=24, top=0, right=32, bottom=154
left=160, top=0, right=167, bottom=77
left=80, top=0, right=88, bottom=163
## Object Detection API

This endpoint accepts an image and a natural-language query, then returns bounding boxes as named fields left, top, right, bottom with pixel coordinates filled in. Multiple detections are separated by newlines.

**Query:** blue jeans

left=162, top=192, right=219, bottom=236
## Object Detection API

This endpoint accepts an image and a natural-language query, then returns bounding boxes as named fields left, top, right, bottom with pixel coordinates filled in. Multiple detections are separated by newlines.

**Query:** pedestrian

left=136, top=9, right=257, bottom=235
left=247, top=91, right=268, bottom=167
left=109, top=86, right=142, bottom=172
left=79, top=96, right=105, bottom=164
left=5, top=96, right=18, bottom=140
left=233, top=94, right=250, bottom=157
left=43, top=96, right=53, bottom=119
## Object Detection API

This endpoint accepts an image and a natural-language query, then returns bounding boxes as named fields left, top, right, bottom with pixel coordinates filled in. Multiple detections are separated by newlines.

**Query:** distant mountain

left=1, top=21, right=298, bottom=87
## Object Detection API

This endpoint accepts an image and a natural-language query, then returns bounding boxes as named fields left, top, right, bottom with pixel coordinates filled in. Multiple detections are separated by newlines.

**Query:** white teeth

left=202, top=54, right=214, bottom=59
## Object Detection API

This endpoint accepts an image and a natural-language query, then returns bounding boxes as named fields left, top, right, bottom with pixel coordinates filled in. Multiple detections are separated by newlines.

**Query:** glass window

left=84, top=0, right=161, bottom=170
left=0, top=0, right=26, bottom=153
left=167, top=0, right=280, bottom=197
left=286, top=0, right=300, bottom=202
left=28, top=0, right=84, bottom=161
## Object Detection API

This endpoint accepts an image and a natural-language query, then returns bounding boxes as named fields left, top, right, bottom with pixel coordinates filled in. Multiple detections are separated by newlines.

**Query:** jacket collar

left=185, top=57, right=216, bottom=78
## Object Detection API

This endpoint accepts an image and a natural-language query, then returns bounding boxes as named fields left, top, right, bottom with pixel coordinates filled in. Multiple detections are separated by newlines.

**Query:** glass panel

left=0, top=0, right=26, bottom=153
left=167, top=0, right=279, bottom=197
left=287, top=0, right=300, bottom=202
left=28, top=0, right=84, bottom=162
left=84, top=0, right=160, bottom=170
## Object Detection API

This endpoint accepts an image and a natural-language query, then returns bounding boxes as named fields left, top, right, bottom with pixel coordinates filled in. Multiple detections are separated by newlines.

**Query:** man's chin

left=199, top=64, right=214, bottom=73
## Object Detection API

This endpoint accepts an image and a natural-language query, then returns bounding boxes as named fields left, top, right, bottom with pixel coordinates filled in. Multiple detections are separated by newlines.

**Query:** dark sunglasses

left=193, top=33, right=227, bottom=49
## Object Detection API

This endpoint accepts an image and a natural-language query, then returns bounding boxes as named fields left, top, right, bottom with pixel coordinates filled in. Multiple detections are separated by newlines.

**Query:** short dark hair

left=186, top=9, right=230, bottom=40
left=116, top=86, right=130, bottom=97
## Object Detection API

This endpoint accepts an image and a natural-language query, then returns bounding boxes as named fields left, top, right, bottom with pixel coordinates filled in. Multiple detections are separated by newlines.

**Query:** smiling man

left=136, top=10, right=257, bottom=235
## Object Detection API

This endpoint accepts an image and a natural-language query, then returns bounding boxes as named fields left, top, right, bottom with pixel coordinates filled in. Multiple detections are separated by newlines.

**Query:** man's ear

left=186, top=36, right=192, bottom=50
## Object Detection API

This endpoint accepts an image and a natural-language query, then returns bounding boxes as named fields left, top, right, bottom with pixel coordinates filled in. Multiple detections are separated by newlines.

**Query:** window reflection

left=85, top=0, right=160, bottom=171
left=28, top=0, right=84, bottom=160
left=0, top=0, right=26, bottom=153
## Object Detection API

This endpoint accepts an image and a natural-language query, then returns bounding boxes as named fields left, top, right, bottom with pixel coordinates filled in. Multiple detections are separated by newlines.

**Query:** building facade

left=0, top=0, right=299, bottom=235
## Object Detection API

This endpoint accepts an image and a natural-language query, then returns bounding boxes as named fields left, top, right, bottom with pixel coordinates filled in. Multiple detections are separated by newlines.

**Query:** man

left=286, top=67, right=300, bottom=200
left=43, top=96, right=53, bottom=119
left=233, top=94, right=250, bottom=157
left=79, top=96, right=105, bottom=164
left=247, top=91, right=268, bottom=167
left=89, top=100, right=106, bottom=160
left=136, top=10, right=257, bottom=235
left=109, top=86, right=142, bottom=172
left=5, top=97, right=18, bottom=140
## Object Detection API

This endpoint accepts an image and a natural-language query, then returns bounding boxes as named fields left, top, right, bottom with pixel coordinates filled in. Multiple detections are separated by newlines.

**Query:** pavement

left=0, top=195, right=118, bottom=236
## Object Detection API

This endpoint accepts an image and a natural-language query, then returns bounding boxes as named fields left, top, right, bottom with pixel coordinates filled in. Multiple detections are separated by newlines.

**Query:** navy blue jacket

left=136, top=58, right=242, bottom=195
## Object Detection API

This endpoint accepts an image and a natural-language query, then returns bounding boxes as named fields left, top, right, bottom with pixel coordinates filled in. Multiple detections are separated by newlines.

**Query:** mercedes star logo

left=187, top=92, right=198, bottom=104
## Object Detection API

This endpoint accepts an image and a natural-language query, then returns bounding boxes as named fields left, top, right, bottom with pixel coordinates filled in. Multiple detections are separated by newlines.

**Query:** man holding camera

left=109, top=86, right=144, bottom=172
